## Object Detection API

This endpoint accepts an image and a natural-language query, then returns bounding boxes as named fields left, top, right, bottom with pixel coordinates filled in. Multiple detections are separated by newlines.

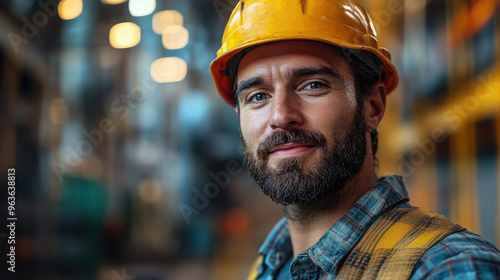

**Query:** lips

left=268, top=143, right=316, bottom=157
left=255, top=128, right=326, bottom=160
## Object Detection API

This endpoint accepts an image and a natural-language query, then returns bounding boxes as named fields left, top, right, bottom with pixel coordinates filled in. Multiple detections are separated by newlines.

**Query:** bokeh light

left=129, top=0, right=156, bottom=17
left=150, top=57, right=187, bottom=83
left=223, top=208, right=250, bottom=235
left=58, top=0, right=83, bottom=20
left=162, top=25, right=189, bottom=50
left=101, top=0, right=127, bottom=4
left=152, top=10, right=184, bottom=34
left=109, top=22, right=141, bottom=49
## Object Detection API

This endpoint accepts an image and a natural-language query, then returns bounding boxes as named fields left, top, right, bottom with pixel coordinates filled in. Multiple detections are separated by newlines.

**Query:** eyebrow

left=234, top=66, right=344, bottom=101
left=288, top=66, right=344, bottom=83
left=234, top=76, right=265, bottom=101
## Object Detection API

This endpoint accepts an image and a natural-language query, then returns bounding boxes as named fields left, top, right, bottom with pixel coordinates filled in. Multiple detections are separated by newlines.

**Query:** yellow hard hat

left=210, top=0, right=399, bottom=107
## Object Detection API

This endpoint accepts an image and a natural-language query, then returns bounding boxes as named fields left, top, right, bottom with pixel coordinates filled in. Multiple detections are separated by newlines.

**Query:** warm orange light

left=152, top=10, right=183, bottom=34
left=101, top=0, right=127, bottom=4
left=448, top=0, right=499, bottom=49
left=469, top=0, right=496, bottom=35
left=162, top=25, right=189, bottom=50
left=150, top=57, right=187, bottom=83
left=109, top=22, right=141, bottom=49
left=223, top=208, right=250, bottom=235
left=58, top=0, right=83, bottom=20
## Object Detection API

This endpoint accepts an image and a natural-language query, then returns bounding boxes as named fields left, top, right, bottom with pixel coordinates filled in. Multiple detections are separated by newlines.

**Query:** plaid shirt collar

left=258, top=175, right=411, bottom=275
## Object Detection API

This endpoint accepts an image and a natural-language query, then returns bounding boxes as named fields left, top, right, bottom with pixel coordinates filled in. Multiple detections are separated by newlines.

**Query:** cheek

left=240, top=111, right=268, bottom=149
left=345, top=80, right=357, bottom=108
left=303, top=76, right=357, bottom=132
left=305, top=100, right=355, bottom=145
left=306, top=101, right=347, bottom=127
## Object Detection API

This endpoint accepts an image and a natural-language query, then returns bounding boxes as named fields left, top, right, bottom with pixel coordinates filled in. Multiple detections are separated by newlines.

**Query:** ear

left=364, top=81, right=387, bottom=131
left=235, top=106, right=240, bottom=118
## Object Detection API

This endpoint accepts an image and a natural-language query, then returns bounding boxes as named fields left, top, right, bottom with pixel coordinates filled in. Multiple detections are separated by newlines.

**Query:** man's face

left=235, top=41, right=368, bottom=206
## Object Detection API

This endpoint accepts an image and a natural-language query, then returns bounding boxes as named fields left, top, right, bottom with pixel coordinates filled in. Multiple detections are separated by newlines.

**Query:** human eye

left=304, top=81, right=327, bottom=90
left=247, top=92, right=269, bottom=103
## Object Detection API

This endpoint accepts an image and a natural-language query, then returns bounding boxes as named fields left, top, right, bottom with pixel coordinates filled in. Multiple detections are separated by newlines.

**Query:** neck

left=283, top=159, right=378, bottom=258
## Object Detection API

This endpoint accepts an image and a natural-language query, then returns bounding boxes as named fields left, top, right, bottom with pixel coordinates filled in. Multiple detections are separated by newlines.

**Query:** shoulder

left=411, top=230, right=500, bottom=279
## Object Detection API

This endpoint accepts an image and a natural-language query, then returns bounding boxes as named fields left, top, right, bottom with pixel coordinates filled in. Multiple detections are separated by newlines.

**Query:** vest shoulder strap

left=337, top=207, right=465, bottom=280
left=247, top=255, right=263, bottom=280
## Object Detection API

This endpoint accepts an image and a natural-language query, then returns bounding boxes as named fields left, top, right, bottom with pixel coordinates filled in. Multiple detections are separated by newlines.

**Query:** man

left=210, top=0, right=500, bottom=279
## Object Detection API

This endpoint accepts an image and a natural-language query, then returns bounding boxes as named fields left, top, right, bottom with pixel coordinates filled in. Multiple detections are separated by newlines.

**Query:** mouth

left=268, top=143, right=316, bottom=158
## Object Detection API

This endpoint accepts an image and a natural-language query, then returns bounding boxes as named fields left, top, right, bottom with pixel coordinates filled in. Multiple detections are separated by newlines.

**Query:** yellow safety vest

left=249, top=207, right=464, bottom=280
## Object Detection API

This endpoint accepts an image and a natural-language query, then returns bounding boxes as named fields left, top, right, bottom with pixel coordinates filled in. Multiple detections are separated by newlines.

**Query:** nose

left=269, top=90, right=304, bottom=130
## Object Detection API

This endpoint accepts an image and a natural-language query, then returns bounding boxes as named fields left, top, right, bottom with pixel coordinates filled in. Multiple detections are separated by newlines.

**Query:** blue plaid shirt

left=255, top=175, right=500, bottom=279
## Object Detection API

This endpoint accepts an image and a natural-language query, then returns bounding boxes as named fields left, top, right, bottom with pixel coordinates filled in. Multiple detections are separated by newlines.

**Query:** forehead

left=236, top=40, right=352, bottom=80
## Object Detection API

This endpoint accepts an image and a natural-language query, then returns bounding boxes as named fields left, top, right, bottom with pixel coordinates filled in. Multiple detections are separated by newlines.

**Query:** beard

left=241, top=101, right=367, bottom=207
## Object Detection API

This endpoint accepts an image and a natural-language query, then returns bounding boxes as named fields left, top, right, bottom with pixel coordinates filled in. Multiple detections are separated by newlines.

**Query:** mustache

left=257, top=128, right=327, bottom=160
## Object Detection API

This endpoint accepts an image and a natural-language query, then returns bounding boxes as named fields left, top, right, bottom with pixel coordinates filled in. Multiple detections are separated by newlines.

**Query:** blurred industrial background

left=0, top=0, right=499, bottom=279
